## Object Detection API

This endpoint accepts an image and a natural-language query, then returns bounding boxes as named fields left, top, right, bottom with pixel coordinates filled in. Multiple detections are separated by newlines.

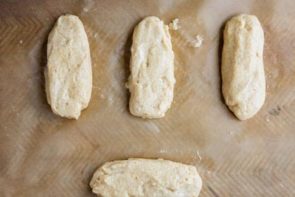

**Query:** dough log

left=45, top=15, right=92, bottom=119
left=128, top=16, right=175, bottom=119
left=222, top=14, right=265, bottom=120
left=90, top=158, right=202, bottom=197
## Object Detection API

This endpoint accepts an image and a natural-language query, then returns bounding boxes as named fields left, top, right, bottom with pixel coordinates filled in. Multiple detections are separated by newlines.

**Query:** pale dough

left=90, top=158, right=202, bottom=197
left=128, top=16, right=175, bottom=119
left=222, top=14, right=265, bottom=120
left=45, top=14, right=92, bottom=119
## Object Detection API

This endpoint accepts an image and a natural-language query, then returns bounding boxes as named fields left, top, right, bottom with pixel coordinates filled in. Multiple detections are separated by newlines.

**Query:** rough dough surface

left=128, top=16, right=175, bottom=119
left=45, top=14, right=92, bottom=119
left=222, top=14, right=265, bottom=120
left=90, top=158, right=202, bottom=197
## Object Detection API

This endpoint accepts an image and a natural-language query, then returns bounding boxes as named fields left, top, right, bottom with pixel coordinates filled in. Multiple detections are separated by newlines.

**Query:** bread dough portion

left=128, top=16, right=175, bottom=119
left=90, top=158, right=202, bottom=197
left=45, top=15, right=92, bottom=119
left=222, top=14, right=265, bottom=120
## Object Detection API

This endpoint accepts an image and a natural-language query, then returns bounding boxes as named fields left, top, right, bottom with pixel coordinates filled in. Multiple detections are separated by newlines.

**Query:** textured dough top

left=45, top=14, right=92, bottom=119
left=90, top=158, right=202, bottom=197
left=222, top=14, right=265, bottom=120
left=128, top=16, right=175, bottom=118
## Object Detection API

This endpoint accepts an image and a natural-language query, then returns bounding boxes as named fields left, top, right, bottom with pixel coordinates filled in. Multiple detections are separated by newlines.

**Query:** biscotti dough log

left=45, top=15, right=92, bottom=119
left=128, top=16, right=175, bottom=119
left=222, top=14, right=265, bottom=120
left=90, top=158, right=202, bottom=197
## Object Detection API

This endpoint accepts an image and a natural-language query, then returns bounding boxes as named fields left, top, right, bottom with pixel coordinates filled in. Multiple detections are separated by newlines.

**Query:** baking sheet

left=1, top=0, right=295, bottom=196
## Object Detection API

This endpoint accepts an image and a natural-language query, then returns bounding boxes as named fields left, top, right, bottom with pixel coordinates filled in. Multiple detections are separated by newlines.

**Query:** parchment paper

left=1, top=0, right=295, bottom=196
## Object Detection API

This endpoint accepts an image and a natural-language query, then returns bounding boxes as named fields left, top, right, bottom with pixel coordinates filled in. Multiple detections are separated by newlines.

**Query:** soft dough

left=128, top=16, right=175, bottom=119
left=90, top=158, right=202, bottom=197
left=45, top=14, right=92, bottom=119
left=222, top=14, right=265, bottom=120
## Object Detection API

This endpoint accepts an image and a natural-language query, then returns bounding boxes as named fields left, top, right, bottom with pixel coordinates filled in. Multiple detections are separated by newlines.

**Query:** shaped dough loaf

left=45, top=15, right=92, bottom=119
left=222, top=14, right=265, bottom=120
left=128, top=16, right=175, bottom=119
left=90, top=158, right=202, bottom=197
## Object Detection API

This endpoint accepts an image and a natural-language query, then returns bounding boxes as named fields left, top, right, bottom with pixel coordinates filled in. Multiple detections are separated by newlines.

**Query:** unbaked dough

left=222, top=14, right=265, bottom=120
left=90, top=158, right=202, bottom=197
left=128, top=16, right=175, bottom=119
left=45, top=14, right=92, bottom=119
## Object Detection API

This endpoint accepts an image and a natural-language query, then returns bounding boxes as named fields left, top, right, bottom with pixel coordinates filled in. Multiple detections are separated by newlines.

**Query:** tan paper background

left=1, top=0, right=295, bottom=196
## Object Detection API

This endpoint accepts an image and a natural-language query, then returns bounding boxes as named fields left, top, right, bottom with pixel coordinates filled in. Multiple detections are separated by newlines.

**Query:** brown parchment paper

left=1, top=0, right=295, bottom=196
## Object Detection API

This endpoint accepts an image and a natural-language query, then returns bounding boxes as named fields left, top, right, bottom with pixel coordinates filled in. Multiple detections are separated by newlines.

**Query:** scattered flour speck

left=159, top=149, right=167, bottom=153
left=196, top=151, right=202, bottom=161
left=145, top=122, right=160, bottom=133
left=100, top=94, right=105, bottom=99
left=169, top=18, right=180, bottom=30
left=191, top=35, right=203, bottom=48
left=107, top=96, right=113, bottom=104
